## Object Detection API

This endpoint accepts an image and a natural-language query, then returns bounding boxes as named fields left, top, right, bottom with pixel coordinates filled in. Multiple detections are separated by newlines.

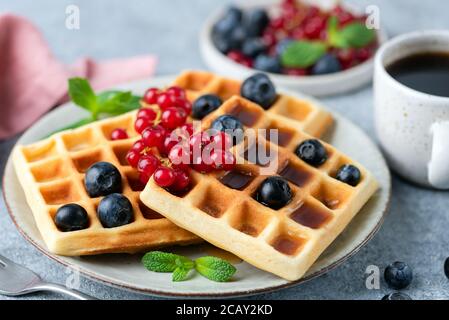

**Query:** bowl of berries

left=200, top=0, right=388, bottom=96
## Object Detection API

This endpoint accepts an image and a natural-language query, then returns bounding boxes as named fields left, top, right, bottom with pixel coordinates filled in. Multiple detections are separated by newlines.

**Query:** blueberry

left=312, top=54, right=342, bottom=75
left=192, top=94, right=223, bottom=119
left=245, top=9, right=269, bottom=37
left=254, top=55, right=282, bottom=73
left=84, top=162, right=122, bottom=198
left=212, top=26, right=246, bottom=54
left=336, top=165, right=361, bottom=186
left=384, top=262, right=413, bottom=290
left=211, top=115, right=244, bottom=145
left=382, top=292, right=412, bottom=300
left=275, top=38, right=294, bottom=56
left=213, top=6, right=243, bottom=38
left=55, top=204, right=89, bottom=232
left=256, top=177, right=292, bottom=210
left=295, top=139, right=328, bottom=167
left=97, top=193, right=133, bottom=228
left=242, top=38, right=267, bottom=58
left=445, top=257, right=449, bottom=279
left=241, top=73, right=277, bottom=109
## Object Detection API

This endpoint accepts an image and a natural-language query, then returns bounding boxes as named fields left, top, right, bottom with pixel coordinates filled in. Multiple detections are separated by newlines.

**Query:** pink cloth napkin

left=0, top=14, right=157, bottom=140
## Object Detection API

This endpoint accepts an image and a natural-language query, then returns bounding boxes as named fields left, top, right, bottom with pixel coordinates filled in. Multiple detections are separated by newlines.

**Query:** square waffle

left=12, top=112, right=200, bottom=256
left=172, top=70, right=334, bottom=138
left=140, top=96, right=379, bottom=281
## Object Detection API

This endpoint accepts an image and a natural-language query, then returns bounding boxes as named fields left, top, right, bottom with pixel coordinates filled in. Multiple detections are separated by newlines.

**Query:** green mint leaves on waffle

left=49, top=78, right=141, bottom=136
left=281, top=17, right=375, bottom=68
left=142, top=251, right=237, bottom=283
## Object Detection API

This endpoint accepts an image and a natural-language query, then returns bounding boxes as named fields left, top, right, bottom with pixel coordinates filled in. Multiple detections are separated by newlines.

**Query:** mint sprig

left=280, top=16, right=376, bottom=69
left=142, top=251, right=237, bottom=283
left=48, top=78, right=141, bottom=136
left=281, top=41, right=327, bottom=68
left=195, top=256, right=237, bottom=282
left=328, top=16, right=376, bottom=49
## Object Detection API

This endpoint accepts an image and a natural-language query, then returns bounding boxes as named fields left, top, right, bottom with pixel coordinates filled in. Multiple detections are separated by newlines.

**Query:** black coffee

left=386, top=52, right=449, bottom=97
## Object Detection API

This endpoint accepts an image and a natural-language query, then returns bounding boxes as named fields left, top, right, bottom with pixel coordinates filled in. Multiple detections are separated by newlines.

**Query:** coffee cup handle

left=428, top=121, right=449, bottom=189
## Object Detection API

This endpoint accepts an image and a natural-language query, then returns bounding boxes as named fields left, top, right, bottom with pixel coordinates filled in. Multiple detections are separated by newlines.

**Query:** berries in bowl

left=200, top=0, right=387, bottom=96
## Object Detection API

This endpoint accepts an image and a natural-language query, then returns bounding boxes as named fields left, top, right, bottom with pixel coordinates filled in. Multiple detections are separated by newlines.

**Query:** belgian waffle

left=140, top=96, right=379, bottom=281
left=12, top=112, right=200, bottom=256
left=172, top=70, right=333, bottom=138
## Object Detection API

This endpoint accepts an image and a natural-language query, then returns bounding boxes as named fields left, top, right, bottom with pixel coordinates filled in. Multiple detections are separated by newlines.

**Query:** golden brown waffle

left=12, top=112, right=200, bottom=256
left=172, top=70, right=333, bottom=138
left=140, top=96, right=379, bottom=281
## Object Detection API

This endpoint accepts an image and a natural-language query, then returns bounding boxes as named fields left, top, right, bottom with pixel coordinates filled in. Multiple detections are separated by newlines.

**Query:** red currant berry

left=168, top=144, right=191, bottom=169
left=170, top=169, right=190, bottom=191
left=189, top=132, right=211, bottom=152
left=356, top=47, right=372, bottom=62
left=161, top=107, right=187, bottom=130
left=153, top=166, right=176, bottom=187
left=135, top=117, right=154, bottom=134
left=110, top=128, right=128, bottom=140
left=137, top=154, right=160, bottom=177
left=180, top=123, right=194, bottom=136
left=131, top=139, right=146, bottom=153
left=143, top=88, right=160, bottom=104
left=210, top=132, right=232, bottom=150
left=157, top=92, right=177, bottom=110
left=126, top=150, right=141, bottom=168
left=304, top=16, right=326, bottom=39
left=166, top=86, right=186, bottom=99
left=137, top=108, right=157, bottom=121
left=142, top=125, right=166, bottom=150
left=211, top=149, right=236, bottom=171
left=284, top=68, right=308, bottom=76
left=174, top=99, right=192, bottom=115
left=227, top=50, right=245, bottom=62
left=162, top=133, right=181, bottom=155
left=139, top=172, right=150, bottom=184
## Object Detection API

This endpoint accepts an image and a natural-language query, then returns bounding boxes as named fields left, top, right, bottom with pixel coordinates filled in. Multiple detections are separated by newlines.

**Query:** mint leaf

left=172, top=267, right=191, bottom=282
left=339, top=22, right=376, bottom=48
left=281, top=41, right=327, bottom=68
left=328, top=16, right=375, bottom=48
left=142, top=251, right=194, bottom=273
left=68, top=78, right=98, bottom=112
left=195, top=256, right=236, bottom=282
left=97, top=91, right=141, bottom=115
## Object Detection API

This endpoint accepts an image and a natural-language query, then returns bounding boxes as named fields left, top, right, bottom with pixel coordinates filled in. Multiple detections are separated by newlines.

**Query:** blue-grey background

left=1, top=0, right=448, bottom=300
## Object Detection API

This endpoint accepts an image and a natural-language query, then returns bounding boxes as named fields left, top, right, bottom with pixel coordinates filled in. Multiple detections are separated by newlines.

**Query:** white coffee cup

left=374, top=30, right=449, bottom=189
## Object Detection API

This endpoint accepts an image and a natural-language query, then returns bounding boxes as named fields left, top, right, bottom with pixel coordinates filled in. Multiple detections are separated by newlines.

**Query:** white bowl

left=200, top=0, right=388, bottom=97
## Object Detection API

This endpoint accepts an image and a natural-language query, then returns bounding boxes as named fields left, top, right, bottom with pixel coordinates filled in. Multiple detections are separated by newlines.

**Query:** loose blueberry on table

left=384, top=261, right=413, bottom=290
left=381, top=292, right=412, bottom=301
left=212, top=0, right=378, bottom=76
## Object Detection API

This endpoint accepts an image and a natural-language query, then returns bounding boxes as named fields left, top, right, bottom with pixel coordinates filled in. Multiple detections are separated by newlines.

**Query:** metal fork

left=0, top=254, right=96, bottom=300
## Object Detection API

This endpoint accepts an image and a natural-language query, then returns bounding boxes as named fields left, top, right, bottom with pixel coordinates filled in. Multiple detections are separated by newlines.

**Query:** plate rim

left=1, top=76, right=391, bottom=298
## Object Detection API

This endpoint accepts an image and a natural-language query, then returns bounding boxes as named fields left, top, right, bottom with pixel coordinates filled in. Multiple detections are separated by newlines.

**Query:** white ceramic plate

left=200, top=0, right=388, bottom=97
left=2, top=76, right=391, bottom=298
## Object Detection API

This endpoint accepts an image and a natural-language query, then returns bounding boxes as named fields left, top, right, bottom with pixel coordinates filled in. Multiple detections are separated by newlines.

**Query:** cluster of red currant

left=124, top=86, right=236, bottom=192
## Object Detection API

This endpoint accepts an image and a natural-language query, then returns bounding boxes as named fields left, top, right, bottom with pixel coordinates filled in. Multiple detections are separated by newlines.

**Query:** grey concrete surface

left=1, top=0, right=449, bottom=300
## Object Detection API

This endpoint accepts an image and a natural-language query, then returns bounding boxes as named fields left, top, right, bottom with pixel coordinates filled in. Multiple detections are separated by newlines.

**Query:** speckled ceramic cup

left=374, top=30, right=449, bottom=189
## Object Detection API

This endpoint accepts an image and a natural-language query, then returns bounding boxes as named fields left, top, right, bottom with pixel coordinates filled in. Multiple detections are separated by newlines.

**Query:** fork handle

left=31, top=283, right=96, bottom=300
